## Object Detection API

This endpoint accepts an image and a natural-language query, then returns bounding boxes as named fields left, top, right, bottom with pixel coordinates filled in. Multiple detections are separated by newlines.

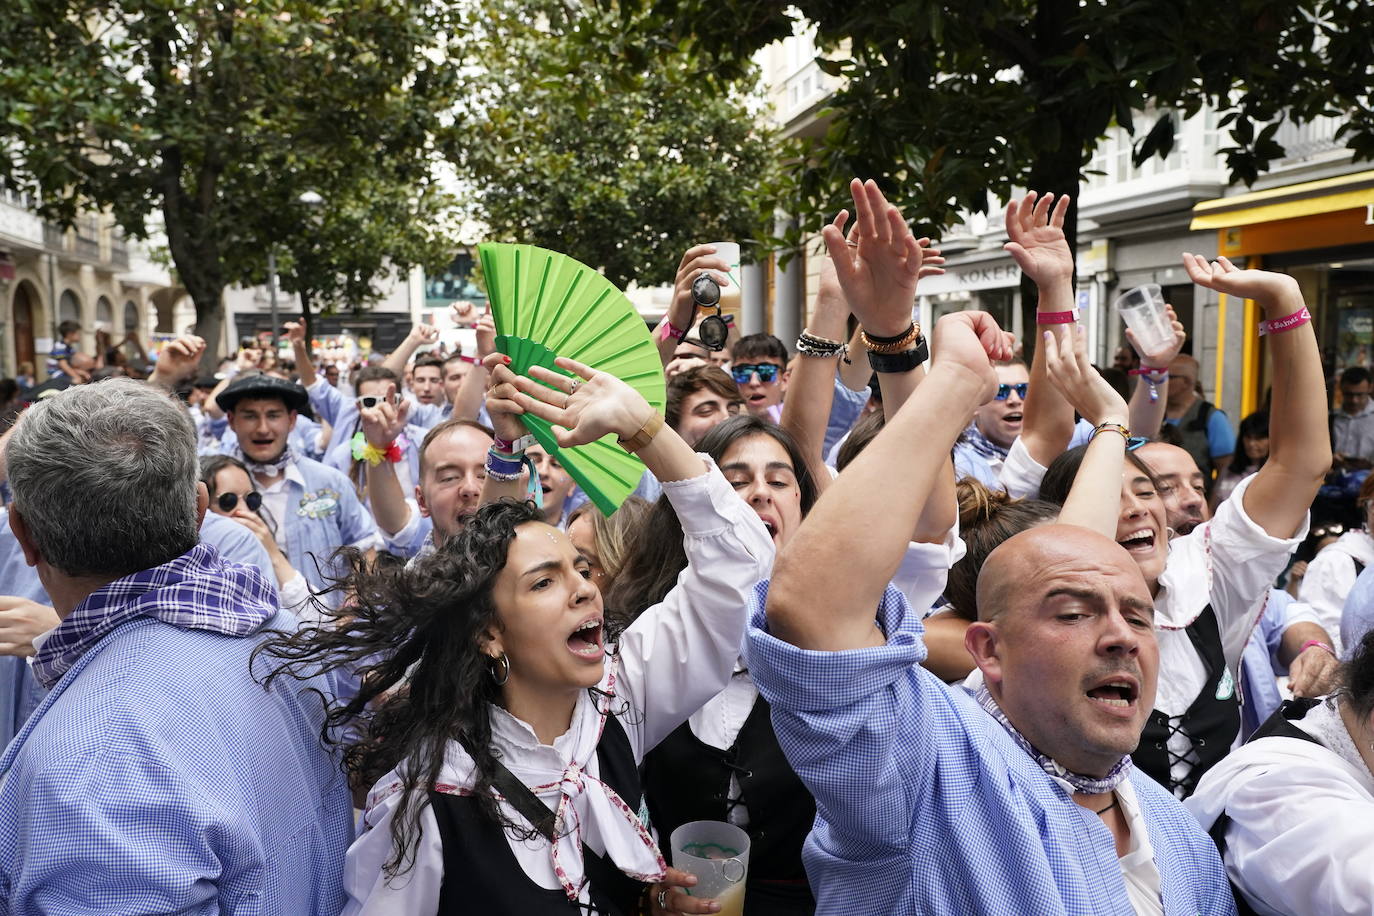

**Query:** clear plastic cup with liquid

left=1114, top=284, right=1175, bottom=355
left=706, top=242, right=742, bottom=312
left=670, top=820, right=750, bottom=916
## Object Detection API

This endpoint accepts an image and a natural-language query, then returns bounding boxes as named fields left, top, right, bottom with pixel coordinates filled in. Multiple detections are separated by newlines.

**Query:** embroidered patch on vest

left=1215, top=667, right=1235, bottom=701
left=298, top=488, right=341, bottom=519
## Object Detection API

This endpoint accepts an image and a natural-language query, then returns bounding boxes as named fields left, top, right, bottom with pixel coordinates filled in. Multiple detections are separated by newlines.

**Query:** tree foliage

left=450, top=0, right=780, bottom=289
left=631, top=0, right=1374, bottom=311
left=0, top=0, right=462, bottom=356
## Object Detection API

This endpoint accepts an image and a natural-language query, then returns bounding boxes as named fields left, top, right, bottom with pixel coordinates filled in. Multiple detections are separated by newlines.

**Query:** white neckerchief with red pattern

left=362, top=657, right=665, bottom=904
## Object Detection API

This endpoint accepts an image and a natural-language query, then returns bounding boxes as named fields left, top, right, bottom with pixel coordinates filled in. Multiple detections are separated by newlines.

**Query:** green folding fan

left=478, top=243, right=667, bottom=515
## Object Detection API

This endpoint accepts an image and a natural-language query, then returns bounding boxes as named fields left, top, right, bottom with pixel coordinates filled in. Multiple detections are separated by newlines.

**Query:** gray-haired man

left=0, top=379, right=351, bottom=913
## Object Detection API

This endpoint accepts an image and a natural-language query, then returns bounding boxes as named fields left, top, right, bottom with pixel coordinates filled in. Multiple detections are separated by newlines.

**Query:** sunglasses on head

left=994, top=383, right=1028, bottom=400
left=356, top=394, right=401, bottom=410
left=217, top=491, right=262, bottom=513
left=732, top=363, right=780, bottom=385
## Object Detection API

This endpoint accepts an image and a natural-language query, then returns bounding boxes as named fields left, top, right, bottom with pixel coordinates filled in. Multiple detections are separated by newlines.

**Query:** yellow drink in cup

left=707, top=242, right=742, bottom=313
left=670, top=820, right=750, bottom=916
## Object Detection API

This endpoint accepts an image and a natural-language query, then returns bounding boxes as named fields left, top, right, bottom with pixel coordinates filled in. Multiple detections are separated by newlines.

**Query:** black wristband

left=861, top=322, right=916, bottom=345
left=866, top=335, right=929, bottom=373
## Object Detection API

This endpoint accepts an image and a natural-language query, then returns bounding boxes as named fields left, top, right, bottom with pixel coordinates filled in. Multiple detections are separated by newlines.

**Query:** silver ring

left=657, top=888, right=669, bottom=911
left=568, top=378, right=580, bottom=395
left=846, top=239, right=859, bottom=248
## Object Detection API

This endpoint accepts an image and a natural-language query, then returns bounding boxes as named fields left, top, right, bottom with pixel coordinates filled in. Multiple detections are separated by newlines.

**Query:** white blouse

left=340, top=458, right=775, bottom=915
left=1188, top=696, right=1374, bottom=916
left=1299, top=530, right=1374, bottom=655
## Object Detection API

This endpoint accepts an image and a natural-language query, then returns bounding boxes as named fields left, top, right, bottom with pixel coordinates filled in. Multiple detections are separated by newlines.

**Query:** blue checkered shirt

left=744, top=579, right=1236, bottom=915
left=0, top=545, right=353, bottom=914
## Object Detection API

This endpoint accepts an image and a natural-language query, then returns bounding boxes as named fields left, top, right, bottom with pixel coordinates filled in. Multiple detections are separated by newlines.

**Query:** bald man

left=747, top=306, right=1232, bottom=912
left=1164, top=355, right=1234, bottom=485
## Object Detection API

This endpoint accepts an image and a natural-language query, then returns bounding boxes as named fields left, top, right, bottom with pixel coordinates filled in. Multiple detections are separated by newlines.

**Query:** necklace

left=1094, top=798, right=1119, bottom=816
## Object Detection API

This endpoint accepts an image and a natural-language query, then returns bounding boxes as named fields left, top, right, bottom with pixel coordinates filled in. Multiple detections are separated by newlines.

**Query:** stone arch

left=10, top=280, right=42, bottom=379
left=57, top=288, right=82, bottom=329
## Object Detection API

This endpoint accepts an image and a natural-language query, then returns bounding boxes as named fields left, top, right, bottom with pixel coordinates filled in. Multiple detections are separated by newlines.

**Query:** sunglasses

left=217, top=491, right=262, bottom=513
left=994, top=383, right=1028, bottom=400
left=732, top=363, right=781, bottom=385
left=356, top=394, right=401, bottom=410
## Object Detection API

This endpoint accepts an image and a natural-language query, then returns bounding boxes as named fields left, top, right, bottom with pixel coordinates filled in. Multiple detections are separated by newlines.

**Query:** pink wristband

left=1130, top=366, right=1169, bottom=377
left=1037, top=308, right=1080, bottom=324
left=657, top=320, right=688, bottom=342
left=1299, top=639, right=1335, bottom=657
left=1258, top=306, right=1311, bottom=337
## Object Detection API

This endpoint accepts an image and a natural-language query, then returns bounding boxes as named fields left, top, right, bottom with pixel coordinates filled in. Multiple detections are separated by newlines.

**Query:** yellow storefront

left=1190, top=170, right=1374, bottom=418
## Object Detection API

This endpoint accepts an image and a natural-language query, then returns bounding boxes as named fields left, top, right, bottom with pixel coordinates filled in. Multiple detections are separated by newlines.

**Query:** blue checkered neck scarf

left=32, top=542, right=278, bottom=689
left=961, top=421, right=1009, bottom=462
left=975, top=684, right=1133, bottom=796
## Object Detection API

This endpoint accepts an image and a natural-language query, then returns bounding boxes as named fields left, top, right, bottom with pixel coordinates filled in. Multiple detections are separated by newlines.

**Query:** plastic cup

left=1114, top=284, right=1174, bottom=356
left=670, top=820, right=749, bottom=916
left=707, top=242, right=742, bottom=312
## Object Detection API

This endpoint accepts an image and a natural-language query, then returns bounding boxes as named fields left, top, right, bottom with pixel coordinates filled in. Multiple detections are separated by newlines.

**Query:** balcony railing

left=75, top=234, right=100, bottom=259
left=111, top=239, right=129, bottom=269
left=1275, top=115, right=1343, bottom=164
left=43, top=222, right=65, bottom=249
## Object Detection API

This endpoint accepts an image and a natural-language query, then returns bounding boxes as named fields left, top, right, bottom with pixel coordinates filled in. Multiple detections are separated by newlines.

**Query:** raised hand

left=821, top=179, right=928, bottom=337
left=359, top=382, right=410, bottom=448
left=475, top=307, right=497, bottom=359
left=283, top=318, right=307, bottom=346
left=451, top=301, right=479, bottom=328
left=509, top=357, right=652, bottom=449
left=929, top=311, right=1015, bottom=404
left=151, top=334, right=207, bottom=386
left=482, top=352, right=532, bottom=442
left=1182, top=253, right=1301, bottom=307
left=1043, top=325, right=1130, bottom=427
left=1003, top=192, right=1074, bottom=289
left=670, top=244, right=735, bottom=323
left=1126, top=304, right=1187, bottom=367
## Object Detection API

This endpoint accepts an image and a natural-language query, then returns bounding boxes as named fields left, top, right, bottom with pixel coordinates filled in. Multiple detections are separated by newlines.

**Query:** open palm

left=1004, top=193, right=1074, bottom=287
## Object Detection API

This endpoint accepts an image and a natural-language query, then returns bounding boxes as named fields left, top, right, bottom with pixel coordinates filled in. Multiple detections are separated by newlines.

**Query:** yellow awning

left=1190, top=169, right=1374, bottom=230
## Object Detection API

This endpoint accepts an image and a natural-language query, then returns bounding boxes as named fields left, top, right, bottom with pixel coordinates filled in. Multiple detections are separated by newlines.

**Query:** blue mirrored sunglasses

left=993, top=382, right=1028, bottom=400
left=732, top=363, right=780, bottom=385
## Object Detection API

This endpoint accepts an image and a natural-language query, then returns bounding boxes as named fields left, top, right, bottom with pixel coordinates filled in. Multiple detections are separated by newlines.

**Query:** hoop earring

left=489, top=652, right=510, bottom=687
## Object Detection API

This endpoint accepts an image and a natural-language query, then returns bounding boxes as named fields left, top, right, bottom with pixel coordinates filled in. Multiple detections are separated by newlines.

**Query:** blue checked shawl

left=32, top=542, right=276, bottom=688
left=744, top=579, right=1236, bottom=916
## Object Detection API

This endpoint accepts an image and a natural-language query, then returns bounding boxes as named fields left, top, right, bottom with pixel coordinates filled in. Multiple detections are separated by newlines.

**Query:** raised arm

left=1003, top=193, right=1077, bottom=467
left=147, top=335, right=207, bottom=392
left=1183, top=255, right=1330, bottom=538
left=766, top=309, right=1011, bottom=651
left=1040, top=326, right=1131, bottom=536
left=654, top=246, right=736, bottom=366
left=479, top=353, right=533, bottom=507
left=1124, top=306, right=1186, bottom=440
left=284, top=318, right=316, bottom=389
left=357, top=382, right=413, bottom=536
left=779, top=240, right=848, bottom=485
left=509, top=356, right=702, bottom=485
left=448, top=310, right=496, bottom=422
left=381, top=322, right=439, bottom=381
left=821, top=180, right=950, bottom=543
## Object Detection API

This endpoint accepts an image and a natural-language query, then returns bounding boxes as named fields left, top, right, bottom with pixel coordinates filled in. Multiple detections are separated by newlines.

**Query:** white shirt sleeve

left=1299, top=548, right=1360, bottom=656
left=614, top=457, right=775, bottom=760
left=889, top=528, right=966, bottom=614
left=377, top=498, right=424, bottom=545
left=1201, top=474, right=1308, bottom=672
left=1218, top=750, right=1374, bottom=916
left=997, top=436, right=1049, bottom=500
left=341, top=793, right=444, bottom=916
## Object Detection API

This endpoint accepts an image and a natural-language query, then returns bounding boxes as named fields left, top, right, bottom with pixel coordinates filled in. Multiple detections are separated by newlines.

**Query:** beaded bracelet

left=1129, top=366, right=1170, bottom=403
left=796, top=329, right=847, bottom=359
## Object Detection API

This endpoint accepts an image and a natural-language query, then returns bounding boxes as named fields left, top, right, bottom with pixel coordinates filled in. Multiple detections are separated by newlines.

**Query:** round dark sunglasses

left=217, top=491, right=263, bottom=513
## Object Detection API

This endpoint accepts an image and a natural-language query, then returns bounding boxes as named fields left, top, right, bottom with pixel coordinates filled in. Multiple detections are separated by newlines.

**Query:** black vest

left=1207, top=697, right=1324, bottom=916
left=643, top=695, right=816, bottom=915
left=428, top=715, right=647, bottom=916
left=1175, top=397, right=1219, bottom=483
left=1134, top=604, right=1241, bottom=798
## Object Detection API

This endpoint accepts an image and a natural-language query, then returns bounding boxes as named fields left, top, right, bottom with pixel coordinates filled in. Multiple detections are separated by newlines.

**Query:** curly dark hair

left=257, top=497, right=550, bottom=875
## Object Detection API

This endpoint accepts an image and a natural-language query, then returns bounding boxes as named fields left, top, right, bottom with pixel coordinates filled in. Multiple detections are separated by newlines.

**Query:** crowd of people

left=1, top=179, right=1371, bottom=915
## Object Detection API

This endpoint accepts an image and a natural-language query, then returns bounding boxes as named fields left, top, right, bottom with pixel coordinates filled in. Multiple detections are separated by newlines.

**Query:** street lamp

left=268, top=190, right=325, bottom=350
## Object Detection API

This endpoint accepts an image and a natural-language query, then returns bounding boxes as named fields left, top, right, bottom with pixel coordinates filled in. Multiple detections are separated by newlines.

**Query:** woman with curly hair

left=260, top=356, right=774, bottom=916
